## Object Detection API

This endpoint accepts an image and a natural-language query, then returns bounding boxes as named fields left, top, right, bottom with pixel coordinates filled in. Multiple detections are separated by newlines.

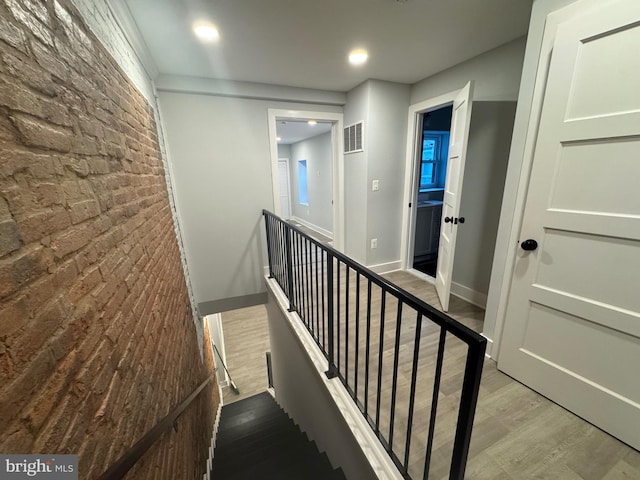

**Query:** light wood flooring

left=219, top=271, right=640, bottom=479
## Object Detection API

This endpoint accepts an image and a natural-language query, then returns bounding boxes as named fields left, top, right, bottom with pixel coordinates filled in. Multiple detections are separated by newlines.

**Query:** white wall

left=343, top=82, right=370, bottom=263
left=277, top=144, right=291, bottom=159
left=411, top=37, right=527, bottom=105
left=484, top=0, right=581, bottom=356
left=290, top=132, right=333, bottom=234
left=451, top=102, right=516, bottom=305
left=157, top=89, right=342, bottom=314
left=365, top=81, right=411, bottom=268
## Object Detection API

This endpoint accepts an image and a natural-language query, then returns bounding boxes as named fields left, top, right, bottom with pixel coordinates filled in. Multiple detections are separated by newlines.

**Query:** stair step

left=217, top=415, right=296, bottom=445
left=212, top=391, right=346, bottom=480
left=213, top=435, right=318, bottom=476
left=218, top=408, right=289, bottom=435
left=216, top=423, right=303, bottom=457
left=216, top=442, right=331, bottom=480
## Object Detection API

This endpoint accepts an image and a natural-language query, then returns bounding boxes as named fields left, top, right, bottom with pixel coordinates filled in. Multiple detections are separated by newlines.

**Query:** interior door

left=278, top=159, right=291, bottom=219
left=435, top=82, right=473, bottom=311
left=498, top=0, right=640, bottom=449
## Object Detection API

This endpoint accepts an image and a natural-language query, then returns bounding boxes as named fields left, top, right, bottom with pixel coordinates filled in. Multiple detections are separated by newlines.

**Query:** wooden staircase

left=211, top=392, right=347, bottom=479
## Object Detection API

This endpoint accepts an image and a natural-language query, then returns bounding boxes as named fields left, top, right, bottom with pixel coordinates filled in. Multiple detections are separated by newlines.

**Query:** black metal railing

left=263, top=210, right=486, bottom=480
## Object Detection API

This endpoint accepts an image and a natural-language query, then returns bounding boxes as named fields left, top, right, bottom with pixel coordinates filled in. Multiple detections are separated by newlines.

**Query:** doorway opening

left=411, top=105, right=453, bottom=278
left=276, top=120, right=333, bottom=239
left=268, top=109, right=344, bottom=250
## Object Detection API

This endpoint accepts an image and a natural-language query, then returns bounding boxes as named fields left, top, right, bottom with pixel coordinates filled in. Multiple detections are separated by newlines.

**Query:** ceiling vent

left=344, top=122, right=363, bottom=154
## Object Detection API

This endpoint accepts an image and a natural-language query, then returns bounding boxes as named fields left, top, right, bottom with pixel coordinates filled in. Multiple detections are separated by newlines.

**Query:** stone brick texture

left=0, top=1, right=220, bottom=478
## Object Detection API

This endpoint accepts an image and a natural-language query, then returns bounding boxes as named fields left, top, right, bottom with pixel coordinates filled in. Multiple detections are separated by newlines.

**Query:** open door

left=435, top=82, right=473, bottom=311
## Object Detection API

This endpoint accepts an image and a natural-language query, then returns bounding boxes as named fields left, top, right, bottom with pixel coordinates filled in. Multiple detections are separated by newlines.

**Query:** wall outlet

left=372, top=179, right=379, bottom=191
left=371, top=238, right=378, bottom=249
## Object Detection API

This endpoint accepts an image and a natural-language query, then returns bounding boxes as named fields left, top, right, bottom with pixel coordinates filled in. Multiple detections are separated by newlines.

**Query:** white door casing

left=278, top=159, right=291, bottom=219
left=435, top=82, right=474, bottom=311
left=498, top=0, right=640, bottom=450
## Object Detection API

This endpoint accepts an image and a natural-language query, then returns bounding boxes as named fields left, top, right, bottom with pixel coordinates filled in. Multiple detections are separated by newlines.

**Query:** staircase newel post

left=285, top=223, right=295, bottom=312
left=263, top=211, right=274, bottom=279
left=325, top=252, right=338, bottom=379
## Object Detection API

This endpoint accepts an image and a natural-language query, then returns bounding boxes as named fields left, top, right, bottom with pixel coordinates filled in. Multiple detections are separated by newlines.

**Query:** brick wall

left=0, top=0, right=219, bottom=478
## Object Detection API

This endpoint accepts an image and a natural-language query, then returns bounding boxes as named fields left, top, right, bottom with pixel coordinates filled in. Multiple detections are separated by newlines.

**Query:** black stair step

left=217, top=415, right=297, bottom=446
left=215, top=441, right=332, bottom=480
left=220, top=392, right=279, bottom=415
left=215, top=423, right=304, bottom=458
left=213, top=432, right=315, bottom=473
left=218, top=407, right=289, bottom=435
left=212, top=391, right=347, bottom=480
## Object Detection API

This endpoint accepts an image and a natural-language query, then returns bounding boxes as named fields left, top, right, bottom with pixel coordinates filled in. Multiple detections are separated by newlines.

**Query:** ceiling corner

left=107, top=0, right=160, bottom=79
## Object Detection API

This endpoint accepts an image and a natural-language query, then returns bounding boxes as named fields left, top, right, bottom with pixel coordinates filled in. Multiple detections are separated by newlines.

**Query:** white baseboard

left=451, top=282, right=487, bottom=309
left=367, top=261, right=402, bottom=275
left=291, top=216, right=333, bottom=239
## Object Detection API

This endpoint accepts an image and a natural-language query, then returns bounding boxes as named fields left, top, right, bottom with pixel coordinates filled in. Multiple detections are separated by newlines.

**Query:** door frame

left=400, top=90, right=458, bottom=275
left=268, top=109, right=345, bottom=250
left=487, top=0, right=605, bottom=361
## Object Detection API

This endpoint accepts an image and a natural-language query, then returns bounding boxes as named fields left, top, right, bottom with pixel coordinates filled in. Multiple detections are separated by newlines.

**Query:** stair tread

left=212, top=392, right=347, bottom=480
left=216, top=424, right=305, bottom=455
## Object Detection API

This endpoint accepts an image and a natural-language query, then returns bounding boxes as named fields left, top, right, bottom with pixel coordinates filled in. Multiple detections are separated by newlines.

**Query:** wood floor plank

left=217, top=269, right=640, bottom=479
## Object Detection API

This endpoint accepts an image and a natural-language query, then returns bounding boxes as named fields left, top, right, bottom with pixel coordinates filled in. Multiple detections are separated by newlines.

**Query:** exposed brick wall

left=0, top=1, right=219, bottom=478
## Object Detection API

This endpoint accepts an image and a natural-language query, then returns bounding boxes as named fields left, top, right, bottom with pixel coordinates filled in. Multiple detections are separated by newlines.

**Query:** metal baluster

left=325, top=253, right=337, bottom=379
left=354, top=274, right=360, bottom=400
left=315, top=244, right=320, bottom=343
left=389, top=301, right=403, bottom=451
left=345, top=265, right=349, bottom=388
left=285, top=223, right=294, bottom=311
left=404, top=312, right=423, bottom=471
left=424, top=328, right=447, bottom=480
left=449, top=341, right=485, bottom=480
left=321, top=249, right=326, bottom=352
left=264, top=214, right=274, bottom=278
left=305, top=237, right=311, bottom=329
left=336, top=260, right=341, bottom=372
left=375, top=290, right=386, bottom=435
left=364, top=279, right=372, bottom=418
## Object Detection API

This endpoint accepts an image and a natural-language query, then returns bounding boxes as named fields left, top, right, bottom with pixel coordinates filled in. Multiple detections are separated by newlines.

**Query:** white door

left=278, top=159, right=291, bottom=219
left=498, top=0, right=640, bottom=450
left=435, top=82, right=473, bottom=311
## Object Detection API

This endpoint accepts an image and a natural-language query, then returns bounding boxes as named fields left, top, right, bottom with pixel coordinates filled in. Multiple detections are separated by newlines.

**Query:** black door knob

left=458, top=217, right=465, bottom=224
left=444, top=216, right=453, bottom=223
left=521, top=239, right=538, bottom=251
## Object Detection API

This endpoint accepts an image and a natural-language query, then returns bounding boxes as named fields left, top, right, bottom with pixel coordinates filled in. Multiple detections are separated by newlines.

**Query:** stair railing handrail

left=262, top=209, right=486, bottom=480
left=96, top=374, right=214, bottom=480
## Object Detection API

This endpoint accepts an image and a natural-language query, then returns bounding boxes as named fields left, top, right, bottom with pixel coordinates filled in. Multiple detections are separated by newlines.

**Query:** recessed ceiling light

left=193, top=22, right=219, bottom=42
left=308, top=120, right=317, bottom=126
left=348, top=49, right=368, bottom=66
left=276, top=136, right=282, bottom=142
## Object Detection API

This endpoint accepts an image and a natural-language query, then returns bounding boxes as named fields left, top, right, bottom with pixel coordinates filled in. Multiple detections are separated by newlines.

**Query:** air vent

left=344, top=121, right=363, bottom=154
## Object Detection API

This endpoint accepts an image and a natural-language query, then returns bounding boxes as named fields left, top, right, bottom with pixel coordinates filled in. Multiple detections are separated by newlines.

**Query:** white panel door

left=278, top=159, right=291, bottom=219
left=498, top=0, right=640, bottom=449
left=435, top=82, right=473, bottom=311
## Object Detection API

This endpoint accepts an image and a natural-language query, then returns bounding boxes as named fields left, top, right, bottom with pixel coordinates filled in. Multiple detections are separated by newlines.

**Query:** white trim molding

left=367, top=261, right=402, bottom=275
left=451, top=282, right=488, bottom=309
left=291, top=216, right=333, bottom=240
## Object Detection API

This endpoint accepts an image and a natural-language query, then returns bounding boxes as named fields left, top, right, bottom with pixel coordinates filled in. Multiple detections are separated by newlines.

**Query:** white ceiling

left=277, top=120, right=333, bottom=145
left=121, top=0, right=533, bottom=92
